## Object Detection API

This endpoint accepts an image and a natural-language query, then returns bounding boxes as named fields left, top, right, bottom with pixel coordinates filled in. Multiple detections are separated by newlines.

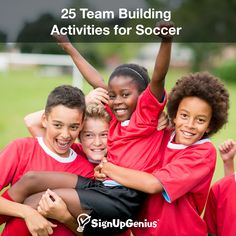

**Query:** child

left=3, top=30, right=172, bottom=235
left=204, top=139, right=236, bottom=236
left=0, top=85, right=95, bottom=236
left=95, top=72, right=230, bottom=236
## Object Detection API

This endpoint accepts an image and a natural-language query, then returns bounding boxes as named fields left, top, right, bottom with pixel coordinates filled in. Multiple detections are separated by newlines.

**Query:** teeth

left=91, top=149, right=104, bottom=152
left=182, top=131, right=194, bottom=137
left=115, top=109, right=126, bottom=114
left=57, top=140, right=70, bottom=149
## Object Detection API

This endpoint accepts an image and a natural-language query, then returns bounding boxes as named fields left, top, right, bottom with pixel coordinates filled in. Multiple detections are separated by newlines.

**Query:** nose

left=113, top=95, right=123, bottom=105
left=93, top=135, right=102, bottom=146
left=186, top=118, right=195, bottom=129
left=61, top=128, right=70, bottom=139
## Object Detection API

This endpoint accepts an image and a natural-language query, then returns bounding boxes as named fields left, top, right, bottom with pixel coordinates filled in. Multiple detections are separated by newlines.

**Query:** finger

left=46, top=189, right=61, bottom=201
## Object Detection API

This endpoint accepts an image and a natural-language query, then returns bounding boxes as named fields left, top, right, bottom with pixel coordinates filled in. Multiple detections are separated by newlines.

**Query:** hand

left=157, top=111, right=169, bottom=131
left=94, top=163, right=107, bottom=181
left=52, top=34, right=73, bottom=52
left=23, top=205, right=57, bottom=236
left=156, top=21, right=175, bottom=40
left=219, top=139, right=236, bottom=163
left=85, top=88, right=109, bottom=105
left=37, top=189, right=71, bottom=224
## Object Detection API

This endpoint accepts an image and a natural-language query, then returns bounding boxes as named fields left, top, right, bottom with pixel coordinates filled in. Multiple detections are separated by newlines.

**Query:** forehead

left=178, top=96, right=212, bottom=115
left=48, top=105, right=83, bottom=123
left=108, top=76, right=138, bottom=90
left=82, top=118, right=109, bottom=131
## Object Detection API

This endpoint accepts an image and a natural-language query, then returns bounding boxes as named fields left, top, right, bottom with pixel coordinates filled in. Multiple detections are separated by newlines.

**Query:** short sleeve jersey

left=204, top=173, right=236, bottom=236
left=132, top=131, right=216, bottom=236
left=106, top=85, right=167, bottom=173
left=0, top=137, right=94, bottom=190
left=0, top=137, right=94, bottom=236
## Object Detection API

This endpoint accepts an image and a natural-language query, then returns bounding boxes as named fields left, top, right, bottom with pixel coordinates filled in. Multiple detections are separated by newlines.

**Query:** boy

left=0, top=85, right=94, bottom=235
left=96, top=72, right=229, bottom=236
left=204, top=139, right=236, bottom=236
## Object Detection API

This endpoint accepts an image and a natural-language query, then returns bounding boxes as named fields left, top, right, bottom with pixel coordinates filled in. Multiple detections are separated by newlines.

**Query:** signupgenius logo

left=76, top=213, right=158, bottom=232
left=77, top=213, right=91, bottom=232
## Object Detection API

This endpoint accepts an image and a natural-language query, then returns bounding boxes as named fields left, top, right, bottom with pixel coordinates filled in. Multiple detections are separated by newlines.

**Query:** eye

left=122, top=93, right=129, bottom=98
left=180, top=113, right=188, bottom=119
left=83, top=133, right=94, bottom=139
left=197, top=118, right=206, bottom=124
left=108, top=93, right=116, bottom=100
left=53, top=123, right=62, bottom=129
left=101, top=132, right=108, bottom=138
left=70, top=125, right=80, bottom=131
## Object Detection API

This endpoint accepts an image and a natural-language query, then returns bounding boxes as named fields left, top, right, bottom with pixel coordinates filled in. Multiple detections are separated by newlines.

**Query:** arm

left=150, top=22, right=173, bottom=101
left=219, top=139, right=236, bottom=176
left=0, top=196, right=56, bottom=236
left=24, top=110, right=45, bottom=137
left=54, top=35, right=107, bottom=89
left=99, top=162, right=163, bottom=194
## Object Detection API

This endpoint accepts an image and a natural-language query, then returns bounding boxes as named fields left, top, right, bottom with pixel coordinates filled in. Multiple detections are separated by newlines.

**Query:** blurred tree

left=0, top=30, right=7, bottom=51
left=172, top=0, right=235, bottom=70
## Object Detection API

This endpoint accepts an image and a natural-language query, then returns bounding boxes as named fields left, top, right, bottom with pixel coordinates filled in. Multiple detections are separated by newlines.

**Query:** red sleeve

left=153, top=144, right=216, bottom=202
left=0, top=140, right=21, bottom=190
left=134, top=85, right=167, bottom=127
left=204, top=187, right=218, bottom=235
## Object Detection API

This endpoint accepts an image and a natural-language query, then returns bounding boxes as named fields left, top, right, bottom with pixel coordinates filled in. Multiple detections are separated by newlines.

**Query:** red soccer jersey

left=106, top=85, right=167, bottom=173
left=132, top=131, right=216, bottom=236
left=204, top=173, right=236, bottom=236
left=0, top=137, right=94, bottom=236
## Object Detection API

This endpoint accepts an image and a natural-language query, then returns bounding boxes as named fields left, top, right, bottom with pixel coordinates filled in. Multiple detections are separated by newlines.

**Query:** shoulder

left=2, top=137, right=37, bottom=149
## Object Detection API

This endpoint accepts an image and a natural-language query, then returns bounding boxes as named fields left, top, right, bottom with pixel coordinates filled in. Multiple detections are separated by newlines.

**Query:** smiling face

left=80, top=117, right=109, bottom=162
left=108, top=76, right=140, bottom=122
left=174, top=96, right=212, bottom=146
left=42, top=105, right=83, bottom=157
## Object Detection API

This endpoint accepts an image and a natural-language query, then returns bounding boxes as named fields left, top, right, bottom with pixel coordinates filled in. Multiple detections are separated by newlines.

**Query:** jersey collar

left=37, top=137, right=77, bottom=163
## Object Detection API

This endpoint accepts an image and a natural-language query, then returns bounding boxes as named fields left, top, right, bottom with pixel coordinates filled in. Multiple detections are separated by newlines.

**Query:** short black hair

left=109, top=63, right=150, bottom=93
left=45, top=85, right=86, bottom=119
left=167, top=72, right=229, bottom=136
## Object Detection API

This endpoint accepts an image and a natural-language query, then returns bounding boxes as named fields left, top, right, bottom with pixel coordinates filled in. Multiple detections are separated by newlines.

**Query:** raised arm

left=54, top=35, right=107, bottom=89
left=150, top=22, right=173, bottom=101
left=24, top=110, right=45, bottom=137
left=219, top=139, right=236, bottom=176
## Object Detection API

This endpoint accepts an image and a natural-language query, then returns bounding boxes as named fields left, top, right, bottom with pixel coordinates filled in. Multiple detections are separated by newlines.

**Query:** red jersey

left=204, top=173, right=236, bottom=236
left=106, top=85, right=166, bottom=173
left=0, top=137, right=94, bottom=236
left=133, top=131, right=216, bottom=236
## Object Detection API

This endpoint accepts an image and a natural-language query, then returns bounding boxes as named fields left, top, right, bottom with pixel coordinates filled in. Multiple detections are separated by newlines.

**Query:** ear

left=41, top=113, right=47, bottom=128
left=205, top=127, right=211, bottom=134
left=173, top=117, right=176, bottom=125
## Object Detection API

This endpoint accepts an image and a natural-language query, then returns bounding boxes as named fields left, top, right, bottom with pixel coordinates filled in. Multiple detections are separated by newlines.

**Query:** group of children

left=0, top=24, right=234, bottom=236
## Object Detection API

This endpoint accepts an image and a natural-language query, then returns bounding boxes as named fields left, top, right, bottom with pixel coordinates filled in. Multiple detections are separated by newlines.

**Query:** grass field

left=0, top=67, right=236, bottom=232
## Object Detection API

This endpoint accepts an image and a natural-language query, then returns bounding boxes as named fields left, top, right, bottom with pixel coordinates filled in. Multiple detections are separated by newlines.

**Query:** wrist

left=59, top=211, right=74, bottom=224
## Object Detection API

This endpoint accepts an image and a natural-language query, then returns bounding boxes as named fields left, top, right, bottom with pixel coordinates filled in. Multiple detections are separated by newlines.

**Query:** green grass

left=0, top=67, right=236, bottom=233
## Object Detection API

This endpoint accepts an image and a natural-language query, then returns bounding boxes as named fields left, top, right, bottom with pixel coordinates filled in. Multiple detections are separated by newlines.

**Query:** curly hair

left=167, top=72, right=229, bottom=136
left=109, top=63, right=150, bottom=93
left=85, top=103, right=111, bottom=123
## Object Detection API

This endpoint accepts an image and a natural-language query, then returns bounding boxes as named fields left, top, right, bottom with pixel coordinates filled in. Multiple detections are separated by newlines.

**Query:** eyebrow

left=52, top=120, right=81, bottom=125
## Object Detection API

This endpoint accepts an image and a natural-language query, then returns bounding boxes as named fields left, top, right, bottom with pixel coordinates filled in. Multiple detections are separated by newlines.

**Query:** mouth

left=56, top=139, right=71, bottom=151
left=181, top=130, right=195, bottom=138
left=113, top=108, right=127, bottom=115
left=91, top=148, right=106, bottom=153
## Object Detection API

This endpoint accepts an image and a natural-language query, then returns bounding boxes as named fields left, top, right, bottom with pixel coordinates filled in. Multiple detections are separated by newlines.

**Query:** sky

left=0, top=0, right=145, bottom=41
